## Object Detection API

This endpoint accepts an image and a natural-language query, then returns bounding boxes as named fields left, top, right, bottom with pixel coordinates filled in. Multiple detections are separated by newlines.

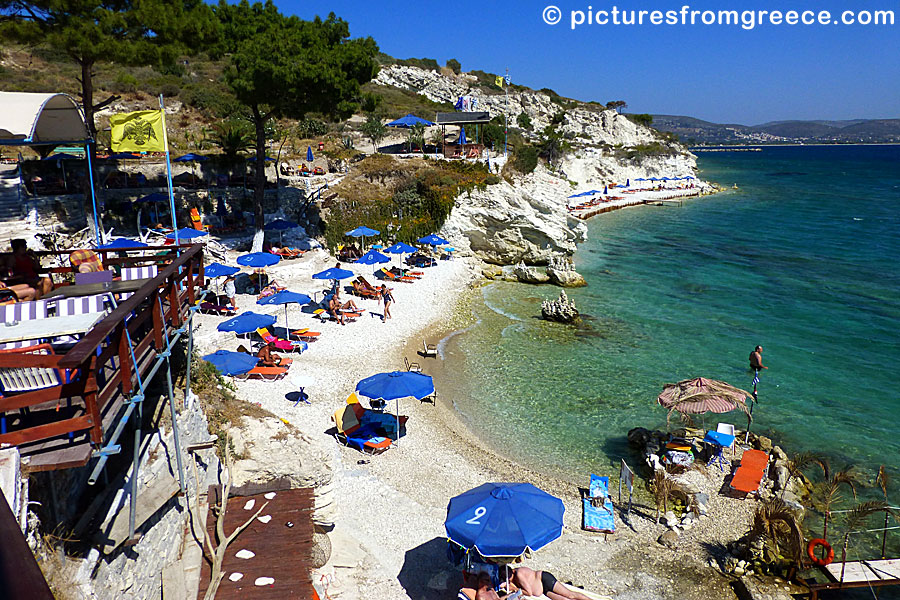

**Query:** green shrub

left=446, top=58, right=461, bottom=74
left=485, top=174, right=501, bottom=185
left=512, top=145, right=539, bottom=174
left=627, top=113, right=654, bottom=126
left=297, top=118, right=328, bottom=138
left=516, top=112, right=532, bottom=131
left=396, top=57, right=440, bottom=71
left=112, top=72, right=138, bottom=93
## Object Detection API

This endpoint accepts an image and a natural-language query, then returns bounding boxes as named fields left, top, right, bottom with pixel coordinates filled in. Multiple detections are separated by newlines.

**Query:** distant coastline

left=692, top=141, right=900, bottom=151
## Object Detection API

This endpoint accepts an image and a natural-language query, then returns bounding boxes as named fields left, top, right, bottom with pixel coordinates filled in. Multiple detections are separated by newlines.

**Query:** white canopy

left=0, top=92, right=89, bottom=145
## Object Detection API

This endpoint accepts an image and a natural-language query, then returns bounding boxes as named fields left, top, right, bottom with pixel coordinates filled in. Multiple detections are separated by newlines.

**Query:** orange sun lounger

left=233, top=366, right=288, bottom=381
left=730, top=449, right=770, bottom=495
left=291, top=328, right=321, bottom=342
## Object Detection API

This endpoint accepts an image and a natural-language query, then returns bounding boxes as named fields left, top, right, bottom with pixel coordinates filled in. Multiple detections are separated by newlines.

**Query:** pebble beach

left=190, top=244, right=798, bottom=600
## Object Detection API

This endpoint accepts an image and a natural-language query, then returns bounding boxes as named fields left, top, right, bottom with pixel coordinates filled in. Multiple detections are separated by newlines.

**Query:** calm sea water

left=443, top=145, right=900, bottom=498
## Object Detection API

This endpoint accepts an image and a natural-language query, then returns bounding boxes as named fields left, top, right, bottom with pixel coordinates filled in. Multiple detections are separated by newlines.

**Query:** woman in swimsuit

left=380, top=284, right=394, bottom=322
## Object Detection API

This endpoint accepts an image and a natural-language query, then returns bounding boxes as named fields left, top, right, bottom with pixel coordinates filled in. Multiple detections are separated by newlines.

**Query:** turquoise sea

left=443, top=145, right=900, bottom=501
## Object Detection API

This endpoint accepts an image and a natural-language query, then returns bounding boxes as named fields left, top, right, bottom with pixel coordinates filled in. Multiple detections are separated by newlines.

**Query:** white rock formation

left=376, top=63, right=707, bottom=266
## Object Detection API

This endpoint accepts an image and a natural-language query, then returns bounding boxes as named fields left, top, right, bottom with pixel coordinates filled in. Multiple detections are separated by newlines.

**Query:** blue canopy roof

left=202, top=350, right=259, bottom=376
left=417, top=234, right=449, bottom=246
left=312, top=267, right=354, bottom=280
left=95, top=238, right=148, bottom=250
left=173, top=153, right=208, bottom=162
left=386, top=114, right=435, bottom=128
left=237, top=252, right=281, bottom=268
left=43, top=153, right=81, bottom=161
left=345, top=226, right=380, bottom=237
left=257, top=290, right=312, bottom=306
left=356, top=249, right=390, bottom=265
left=217, top=311, right=277, bottom=335
left=384, top=242, right=418, bottom=254
left=205, top=262, right=240, bottom=278
left=167, top=228, right=208, bottom=240
left=136, top=192, right=169, bottom=203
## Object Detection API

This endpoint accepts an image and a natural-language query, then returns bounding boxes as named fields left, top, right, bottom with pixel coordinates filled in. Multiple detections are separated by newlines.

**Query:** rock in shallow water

left=541, top=290, right=579, bottom=322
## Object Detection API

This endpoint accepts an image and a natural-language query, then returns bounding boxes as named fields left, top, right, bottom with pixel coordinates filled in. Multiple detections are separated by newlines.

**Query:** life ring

left=807, top=538, right=834, bottom=566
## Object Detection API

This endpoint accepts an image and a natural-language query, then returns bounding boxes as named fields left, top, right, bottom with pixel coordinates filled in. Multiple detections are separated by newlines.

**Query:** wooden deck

left=809, top=559, right=900, bottom=599
left=197, top=486, right=315, bottom=599
left=0, top=244, right=204, bottom=472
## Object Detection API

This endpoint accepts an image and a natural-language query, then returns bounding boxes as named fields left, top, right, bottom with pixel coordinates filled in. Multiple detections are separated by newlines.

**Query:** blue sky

left=276, top=0, right=899, bottom=124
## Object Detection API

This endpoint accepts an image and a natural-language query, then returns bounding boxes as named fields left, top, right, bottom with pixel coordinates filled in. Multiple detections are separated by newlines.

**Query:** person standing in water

left=749, top=346, right=767, bottom=371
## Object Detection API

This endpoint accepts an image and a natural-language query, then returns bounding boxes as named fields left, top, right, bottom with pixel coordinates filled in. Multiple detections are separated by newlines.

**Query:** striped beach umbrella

left=657, top=377, right=751, bottom=417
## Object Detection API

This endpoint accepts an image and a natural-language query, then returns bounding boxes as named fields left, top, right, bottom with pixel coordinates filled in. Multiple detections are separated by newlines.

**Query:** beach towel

left=583, top=474, right=616, bottom=534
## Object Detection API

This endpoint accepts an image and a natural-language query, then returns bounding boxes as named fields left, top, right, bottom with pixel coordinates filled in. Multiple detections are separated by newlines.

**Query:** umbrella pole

left=396, top=398, right=400, bottom=444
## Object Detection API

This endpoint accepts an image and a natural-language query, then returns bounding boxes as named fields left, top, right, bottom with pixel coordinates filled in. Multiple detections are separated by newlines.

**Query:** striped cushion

left=0, top=300, right=50, bottom=350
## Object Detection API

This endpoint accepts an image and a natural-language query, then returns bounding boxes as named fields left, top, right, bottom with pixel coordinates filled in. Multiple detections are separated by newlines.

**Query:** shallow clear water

left=445, top=146, right=900, bottom=499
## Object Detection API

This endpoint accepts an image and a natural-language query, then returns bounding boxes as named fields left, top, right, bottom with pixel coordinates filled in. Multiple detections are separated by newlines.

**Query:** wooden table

left=45, top=279, right=150, bottom=299
left=0, top=312, right=107, bottom=345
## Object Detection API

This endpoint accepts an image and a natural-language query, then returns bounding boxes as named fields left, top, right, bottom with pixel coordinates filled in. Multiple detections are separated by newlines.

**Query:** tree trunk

left=251, top=106, right=267, bottom=253
left=80, top=59, right=102, bottom=242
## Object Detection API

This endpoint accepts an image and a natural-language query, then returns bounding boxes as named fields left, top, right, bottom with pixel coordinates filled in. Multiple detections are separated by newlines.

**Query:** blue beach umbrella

left=356, top=370, right=434, bottom=401
left=247, top=155, right=275, bottom=162
left=313, top=267, right=354, bottom=281
left=418, top=234, right=449, bottom=246
left=384, top=242, right=418, bottom=255
left=626, top=178, right=630, bottom=187
left=445, top=482, right=565, bottom=558
left=136, top=192, right=168, bottom=204
left=43, top=153, right=81, bottom=161
left=457, top=127, right=467, bottom=145
left=307, top=146, right=314, bottom=162
left=265, top=219, right=299, bottom=231
left=356, top=249, right=390, bottom=266
left=202, top=350, right=259, bottom=376
left=603, top=186, right=608, bottom=194
left=387, top=114, right=435, bottom=128
left=167, top=228, right=208, bottom=241
left=635, top=177, right=647, bottom=181
left=204, top=262, right=240, bottom=279
left=346, top=226, right=380, bottom=238
left=356, top=370, right=435, bottom=441
left=237, top=252, right=281, bottom=268
left=217, top=311, right=277, bottom=335
left=95, top=238, right=148, bottom=250
left=257, top=291, right=312, bottom=341
left=173, top=153, right=208, bottom=163
left=107, top=152, right=141, bottom=160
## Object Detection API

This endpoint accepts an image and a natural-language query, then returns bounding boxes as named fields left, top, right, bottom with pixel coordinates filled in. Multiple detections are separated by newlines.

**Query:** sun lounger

left=730, top=449, right=770, bottom=495
left=291, top=328, right=321, bottom=342
left=380, top=269, right=415, bottom=283
left=199, top=301, right=236, bottom=316
left=583, top=474, right=616, bottom=534
left=423, top=340, right=437, bottom=358
left=332, top=399, right=408, bottom=454
left=256, top=327, right=307, bottom=353
left=233, top=366, right=288, bottom=381
left=404, top=356, right=422, bottom=373
left=357, top=276, right=381, bottom=295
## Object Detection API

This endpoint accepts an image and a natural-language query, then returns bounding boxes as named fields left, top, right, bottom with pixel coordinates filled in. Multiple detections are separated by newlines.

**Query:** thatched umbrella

left=657, top=377, right=751, bottom=425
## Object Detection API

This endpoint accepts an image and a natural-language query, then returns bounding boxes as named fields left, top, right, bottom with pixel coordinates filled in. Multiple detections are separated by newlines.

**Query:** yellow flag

left=494, top=76, right=504, bottom=88
left=109, top=110, right=166, bottom=153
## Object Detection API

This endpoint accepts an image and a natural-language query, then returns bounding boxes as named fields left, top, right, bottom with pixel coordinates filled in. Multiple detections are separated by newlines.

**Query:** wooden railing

left=0, top=245, right=204, bottom=461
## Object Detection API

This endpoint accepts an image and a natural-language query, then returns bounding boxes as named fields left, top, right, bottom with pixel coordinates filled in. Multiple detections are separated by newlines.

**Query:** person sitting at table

left=0, top=279, right=36, bottom=302
left=6, top=239, right=52, bottom=298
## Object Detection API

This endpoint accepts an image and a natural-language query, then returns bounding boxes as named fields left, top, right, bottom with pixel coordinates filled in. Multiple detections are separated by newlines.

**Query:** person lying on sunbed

left=257, top=342, right=284, bottom=367
left=333, top=289, right=360, bottom=312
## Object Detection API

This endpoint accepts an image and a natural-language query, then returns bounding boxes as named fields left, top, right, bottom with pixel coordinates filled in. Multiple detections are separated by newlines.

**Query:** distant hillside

left=652, top=114, right=900, bottom=145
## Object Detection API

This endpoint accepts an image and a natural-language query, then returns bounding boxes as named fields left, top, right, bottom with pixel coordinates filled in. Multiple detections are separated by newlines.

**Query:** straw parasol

left=657, top=377, right=751, bottom=424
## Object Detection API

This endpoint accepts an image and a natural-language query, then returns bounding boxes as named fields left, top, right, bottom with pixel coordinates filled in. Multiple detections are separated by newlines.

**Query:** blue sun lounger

left=583, top=474, right=616, bottom=533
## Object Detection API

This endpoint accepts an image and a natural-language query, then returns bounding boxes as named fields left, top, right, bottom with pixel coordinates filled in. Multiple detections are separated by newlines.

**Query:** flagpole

left=85, top=141, right=102, bottom=245
left=504, top=68, right=509, bottom=157
left=158, top=95, right=179, bottom=246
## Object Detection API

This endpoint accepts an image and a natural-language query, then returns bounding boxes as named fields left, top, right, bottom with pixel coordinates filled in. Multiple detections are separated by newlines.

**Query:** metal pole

left=185, top=310, right=193, bottom=409
left=158, top=95, right=179, bottom=246
left=85, top=142, right=101, bottom=245
left=164, top=353, right=187, bottom=494
left=129, top=399, right=141, bottom=539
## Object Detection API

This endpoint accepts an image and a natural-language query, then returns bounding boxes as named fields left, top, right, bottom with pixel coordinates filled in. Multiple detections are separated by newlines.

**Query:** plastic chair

left=716, top=422, right=736, bottom=455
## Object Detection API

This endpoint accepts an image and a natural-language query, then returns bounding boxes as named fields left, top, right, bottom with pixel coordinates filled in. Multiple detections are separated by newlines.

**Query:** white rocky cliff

left=373, top=64, right=704, bottom=269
